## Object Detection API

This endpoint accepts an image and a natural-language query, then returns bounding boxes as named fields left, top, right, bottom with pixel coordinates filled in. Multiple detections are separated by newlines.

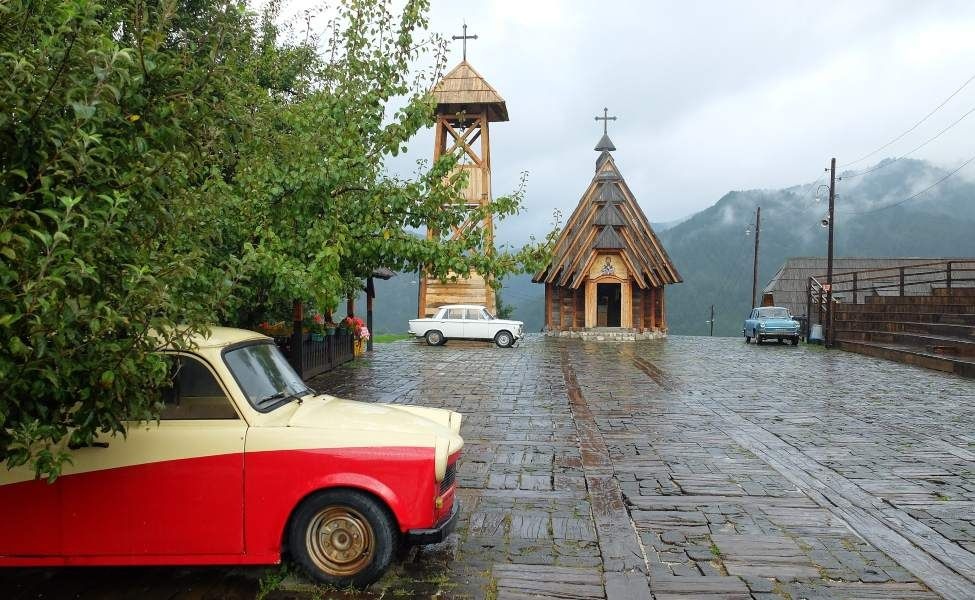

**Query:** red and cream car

left=0, top=327, right=463, bottom=587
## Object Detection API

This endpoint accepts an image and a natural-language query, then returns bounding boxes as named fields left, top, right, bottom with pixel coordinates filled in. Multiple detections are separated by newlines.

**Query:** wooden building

left=533, top=123, right=681, bottom=338
left=417, top=56, right=508, bottom=317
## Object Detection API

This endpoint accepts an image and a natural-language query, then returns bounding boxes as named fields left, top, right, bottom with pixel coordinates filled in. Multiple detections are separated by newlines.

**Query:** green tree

left=1, top=0, right=556, bottom=479
left=0, top=0, right=285, bottom=478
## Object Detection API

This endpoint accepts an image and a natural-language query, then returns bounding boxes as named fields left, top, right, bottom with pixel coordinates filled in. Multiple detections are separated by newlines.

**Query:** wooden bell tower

left=418, top=26, right=510, bottom=317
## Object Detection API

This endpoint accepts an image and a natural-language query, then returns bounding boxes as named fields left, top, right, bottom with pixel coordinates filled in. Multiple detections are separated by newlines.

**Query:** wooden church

left=533, top=112, right=681, bottom=338
left=417, top=27, right=506, bottom=318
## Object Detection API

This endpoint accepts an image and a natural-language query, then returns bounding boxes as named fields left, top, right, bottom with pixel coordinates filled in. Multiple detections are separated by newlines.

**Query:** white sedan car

left=409, top=305, right=524, bottom=347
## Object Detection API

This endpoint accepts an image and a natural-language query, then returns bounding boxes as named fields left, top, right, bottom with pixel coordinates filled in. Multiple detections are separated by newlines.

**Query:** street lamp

left=815, top=184, right=829, bottom=203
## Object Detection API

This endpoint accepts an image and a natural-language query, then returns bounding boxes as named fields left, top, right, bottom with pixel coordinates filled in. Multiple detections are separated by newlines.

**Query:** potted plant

left=308, top=314, right=326, bottom=342
left=341, top=316, right=370, bottom=356
left=257, top=321, right=291, bottom=337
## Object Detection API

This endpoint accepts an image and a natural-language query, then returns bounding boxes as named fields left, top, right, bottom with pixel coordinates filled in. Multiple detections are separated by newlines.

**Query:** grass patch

left=937, top=492, right=952, bottom=502
left=373, top=333, right=412, bottom=344
left=256, top=564, right=289, bottom=600
left=710, top=542, right=721, bottom=557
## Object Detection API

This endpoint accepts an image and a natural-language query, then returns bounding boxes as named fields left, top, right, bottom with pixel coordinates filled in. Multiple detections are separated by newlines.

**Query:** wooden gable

left=534, top=149, right=682, bottom=289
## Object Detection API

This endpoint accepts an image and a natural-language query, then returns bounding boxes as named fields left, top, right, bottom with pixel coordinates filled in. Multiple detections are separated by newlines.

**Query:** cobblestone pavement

left=300, top=335, right=975, bottom=600
left=3, top=335, right=974, bottom=600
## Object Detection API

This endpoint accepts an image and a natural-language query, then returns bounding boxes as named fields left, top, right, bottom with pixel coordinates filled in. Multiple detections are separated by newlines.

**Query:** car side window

left=160, top=355, right=238, bottom=420
left=466, top=309, right=484, bottom=320
left=446, top=308, right=464, bottom=319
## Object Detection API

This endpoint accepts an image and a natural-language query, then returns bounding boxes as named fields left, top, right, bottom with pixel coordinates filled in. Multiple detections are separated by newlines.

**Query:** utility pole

left=825, top=157, right=836, bottom=348
left=751, top=206, right=761, bottom=309
left=709, top=304, right=715, bottom=337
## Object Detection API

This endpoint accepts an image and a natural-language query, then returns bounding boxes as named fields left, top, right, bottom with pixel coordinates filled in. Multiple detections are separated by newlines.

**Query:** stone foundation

left=545, top=327, right=666, bottom=342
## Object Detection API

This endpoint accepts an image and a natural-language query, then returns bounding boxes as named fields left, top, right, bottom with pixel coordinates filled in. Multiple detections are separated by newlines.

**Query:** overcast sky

left=281, top=1, right=975, bottom=244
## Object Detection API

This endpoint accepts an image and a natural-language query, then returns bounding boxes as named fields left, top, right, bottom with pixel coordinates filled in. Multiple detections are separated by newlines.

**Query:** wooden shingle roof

left=432, top=61, right=509, bottom=122
left=534, top=147, right=682, bottom=289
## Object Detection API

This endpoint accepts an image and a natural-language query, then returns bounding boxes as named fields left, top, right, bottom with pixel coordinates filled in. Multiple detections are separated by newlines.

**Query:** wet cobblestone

left=311, top=335, right=974, bottom=599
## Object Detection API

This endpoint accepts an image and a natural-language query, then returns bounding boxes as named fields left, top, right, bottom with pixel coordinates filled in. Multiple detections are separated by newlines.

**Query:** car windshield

left=757, top=308, right=790, bottom=319
left=482, top=309, right=495, bottom=320
left=224, top=342, right=313, bottom=412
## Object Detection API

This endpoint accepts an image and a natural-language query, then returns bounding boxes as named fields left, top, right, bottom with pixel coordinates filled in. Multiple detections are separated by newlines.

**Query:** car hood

left=285, top=395, right=464, bottom=454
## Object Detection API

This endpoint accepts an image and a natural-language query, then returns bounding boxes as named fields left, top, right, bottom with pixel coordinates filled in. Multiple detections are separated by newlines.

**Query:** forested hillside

left=361, top=159, right=975, bottom=336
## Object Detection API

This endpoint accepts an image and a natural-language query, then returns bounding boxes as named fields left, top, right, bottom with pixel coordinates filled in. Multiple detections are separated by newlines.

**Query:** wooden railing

left=806, top=259, right=975, bottom=342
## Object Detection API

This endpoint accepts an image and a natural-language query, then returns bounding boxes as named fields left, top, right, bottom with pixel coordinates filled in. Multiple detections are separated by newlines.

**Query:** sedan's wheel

left=755, top=334, right=762, bottom=344
left=495, top=330, right=514, bottom=348
left=424, top=330, right=443, bottom=346
left=289, top=489, right=395, bottom=588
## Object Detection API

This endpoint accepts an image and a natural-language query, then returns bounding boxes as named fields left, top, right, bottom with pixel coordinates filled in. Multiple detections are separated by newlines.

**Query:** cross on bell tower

left=452, top=23, right=478, bottom=61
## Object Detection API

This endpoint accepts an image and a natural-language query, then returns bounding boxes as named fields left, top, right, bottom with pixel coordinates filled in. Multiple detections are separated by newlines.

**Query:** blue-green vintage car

left=743, top=307, right=801, bottom=345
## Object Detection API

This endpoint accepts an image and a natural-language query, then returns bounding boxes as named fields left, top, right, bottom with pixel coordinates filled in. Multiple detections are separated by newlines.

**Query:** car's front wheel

left=755, top=334, right=763, bottom=344
left=494, top=330, right=514, bottom=348
left=424, top=330, right=444, bottom=346
left=289, top=489, right=396, bottom=588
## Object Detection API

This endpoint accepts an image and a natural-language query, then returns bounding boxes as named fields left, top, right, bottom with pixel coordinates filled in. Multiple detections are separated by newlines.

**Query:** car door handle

left=68, top=441, right=110, bottom=450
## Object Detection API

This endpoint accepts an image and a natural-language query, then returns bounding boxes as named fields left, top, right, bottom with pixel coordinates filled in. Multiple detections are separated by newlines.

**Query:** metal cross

left=595, top=107, right=617, bottom=135
left=452, top=23, right=478, bottom=61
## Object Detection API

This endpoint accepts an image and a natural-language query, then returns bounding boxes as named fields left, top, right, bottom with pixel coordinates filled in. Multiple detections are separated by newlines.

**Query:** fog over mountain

left=359, top=158, right=975, bottom=336
left=660, top=158, right=975, bottom=336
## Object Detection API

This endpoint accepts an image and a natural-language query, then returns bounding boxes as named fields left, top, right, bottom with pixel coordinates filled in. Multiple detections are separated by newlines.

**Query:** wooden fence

left=806, top=259, right=975, bottom=342
left=275, top=331, right=354, bottom=380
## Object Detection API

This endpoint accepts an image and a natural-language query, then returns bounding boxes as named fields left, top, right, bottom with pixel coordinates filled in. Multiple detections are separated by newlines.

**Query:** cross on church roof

left=452, top=22, right=478, bottom=61
left=595, top=107, right=617, bottom=135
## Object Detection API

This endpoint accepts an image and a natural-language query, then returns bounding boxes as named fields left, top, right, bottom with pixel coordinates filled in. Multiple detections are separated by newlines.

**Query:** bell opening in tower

left=596, top=282, right=622, bottom=327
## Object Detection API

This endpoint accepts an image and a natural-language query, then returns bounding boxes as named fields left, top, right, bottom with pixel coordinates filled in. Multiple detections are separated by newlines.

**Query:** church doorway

left=596, top=282, right=622, bottom=327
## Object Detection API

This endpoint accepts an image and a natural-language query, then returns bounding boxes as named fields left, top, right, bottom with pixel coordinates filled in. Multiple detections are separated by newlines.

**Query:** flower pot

left=353, top=338, right=365, bottom=357
left=325, top=327, right=336, bottom=336
left=310, top=333, right=325, bottom=342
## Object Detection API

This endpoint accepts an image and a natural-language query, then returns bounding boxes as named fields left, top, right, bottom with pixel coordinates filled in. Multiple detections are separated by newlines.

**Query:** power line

left=840, top=71, right=975, bottom=168
left=840, top=152, right=975, bottom=215
left=842, top=103, right=975, bottom=179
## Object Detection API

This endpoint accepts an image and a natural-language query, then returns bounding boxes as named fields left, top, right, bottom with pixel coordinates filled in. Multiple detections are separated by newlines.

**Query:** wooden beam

left=660, top=287, right=666, bottom=331
left=651, top=288, right=658, bottom=330
left=545, top=284, right=552, bottom=329
left=585, top=280, right=596, bottom=328
left=366, top=276, right=375, bottom=352
left=621, top=280, right=633, bottom=328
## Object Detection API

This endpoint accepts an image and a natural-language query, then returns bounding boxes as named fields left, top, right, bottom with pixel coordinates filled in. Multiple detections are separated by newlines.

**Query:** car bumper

left=404, top=500, right=460, bottom=545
